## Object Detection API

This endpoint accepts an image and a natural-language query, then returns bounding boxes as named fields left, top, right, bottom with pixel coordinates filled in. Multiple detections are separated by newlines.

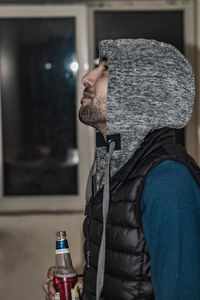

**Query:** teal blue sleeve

left=141, top=160, right=200, bottom=300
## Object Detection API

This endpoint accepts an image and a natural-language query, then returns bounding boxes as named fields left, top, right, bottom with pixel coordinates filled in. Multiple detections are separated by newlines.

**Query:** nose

left=81, top=69, right=95, bottom=87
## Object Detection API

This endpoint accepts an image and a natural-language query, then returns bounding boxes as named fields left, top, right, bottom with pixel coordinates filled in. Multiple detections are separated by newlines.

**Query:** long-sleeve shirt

left=141, top=160, right=200, bottom=300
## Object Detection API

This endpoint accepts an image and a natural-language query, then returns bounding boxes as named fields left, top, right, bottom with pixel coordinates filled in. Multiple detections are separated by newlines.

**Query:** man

left=43, top=39, right=200, bottom=300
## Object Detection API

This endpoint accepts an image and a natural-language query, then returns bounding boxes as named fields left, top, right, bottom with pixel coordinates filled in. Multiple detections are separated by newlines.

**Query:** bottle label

left=56, top=239, right=69, bottom=250
left=54, top=287, right=79, bottom=300
left=55, top=292, right=60, bottom=300
left=56, top=248, right=70, bottom=254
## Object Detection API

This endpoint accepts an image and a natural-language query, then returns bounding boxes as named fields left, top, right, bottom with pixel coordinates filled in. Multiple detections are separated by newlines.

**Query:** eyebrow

left=101, top=56, right=108, bottom=62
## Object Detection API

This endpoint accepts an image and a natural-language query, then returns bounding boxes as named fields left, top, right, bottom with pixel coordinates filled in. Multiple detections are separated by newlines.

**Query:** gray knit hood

left=95, top=38, right=195, bottom=189
left=85, top=38, right=195, bottom=300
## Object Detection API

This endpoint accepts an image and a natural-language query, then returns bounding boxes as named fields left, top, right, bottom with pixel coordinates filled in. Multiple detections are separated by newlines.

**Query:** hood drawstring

left=84, top=153, right=97, bottom=270
left=85, top=153, right=96, bottom=208
left=96, top=139, right=116, bottom=300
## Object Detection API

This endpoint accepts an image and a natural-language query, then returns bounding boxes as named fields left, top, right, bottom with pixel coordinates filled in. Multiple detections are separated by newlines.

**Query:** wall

left=0, top=213, right=85, bottom=300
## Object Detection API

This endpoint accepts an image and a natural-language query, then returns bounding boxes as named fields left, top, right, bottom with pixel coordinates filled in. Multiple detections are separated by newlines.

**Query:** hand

left=42, top=266, right=56, bottom=300
left=42, top=266, right=84, bottom=299
left=77, top=275, right=84, bottom=297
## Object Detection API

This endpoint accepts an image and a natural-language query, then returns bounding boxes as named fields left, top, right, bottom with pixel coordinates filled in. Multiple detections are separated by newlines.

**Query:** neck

left=96, top=124, right=106, bottom=141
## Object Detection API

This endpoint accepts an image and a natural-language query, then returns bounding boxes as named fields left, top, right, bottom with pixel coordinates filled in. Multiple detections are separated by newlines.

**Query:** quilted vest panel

left=82, top=128, right=200, bottom=300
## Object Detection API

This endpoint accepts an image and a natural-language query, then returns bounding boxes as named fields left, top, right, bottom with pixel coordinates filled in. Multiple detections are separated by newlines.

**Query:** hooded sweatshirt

left=84, top=38, right=195, bottom=300
left=95, top=38, right=195, bottom=190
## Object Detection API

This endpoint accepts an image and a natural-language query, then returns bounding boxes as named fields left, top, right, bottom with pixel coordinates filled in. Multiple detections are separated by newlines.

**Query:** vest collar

left=111, top=127, right=176, bottom=182
left=94, top=127, right=176, bottom=199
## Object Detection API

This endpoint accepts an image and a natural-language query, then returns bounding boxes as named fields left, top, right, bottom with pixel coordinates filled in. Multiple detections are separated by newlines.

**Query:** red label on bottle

left=54, top=275, right=78, bottom=300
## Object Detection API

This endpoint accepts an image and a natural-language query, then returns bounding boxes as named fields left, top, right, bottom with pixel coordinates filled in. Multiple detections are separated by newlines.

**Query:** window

left=0, top=5, right=93, bottom=212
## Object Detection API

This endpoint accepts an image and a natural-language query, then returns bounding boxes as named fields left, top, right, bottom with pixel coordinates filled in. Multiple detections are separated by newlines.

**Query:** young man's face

left=78, top=58, right=108, bottom=129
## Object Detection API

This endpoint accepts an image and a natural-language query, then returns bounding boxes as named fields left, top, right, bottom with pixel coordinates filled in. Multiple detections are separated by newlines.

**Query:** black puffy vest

left=82, top=128, right=200, bottom=300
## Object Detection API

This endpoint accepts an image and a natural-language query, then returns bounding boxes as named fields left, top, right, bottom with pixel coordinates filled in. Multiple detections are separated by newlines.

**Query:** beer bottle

left=54, top=231, right=79, bottom=300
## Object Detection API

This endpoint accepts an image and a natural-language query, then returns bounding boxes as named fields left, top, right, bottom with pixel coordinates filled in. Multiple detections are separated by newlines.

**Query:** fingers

left=77, top=277, right=83, bottom=296
left=77, top=278, right=83, bottom=289
left=47, top=266, right=55, bottom=281
left=42, top=280, right=55, bottom=293
left=46, top=295, right=55, bottom=300
left=42, top=266, right=56, bottom=300
left=45, top=294, right=55, bottom=300
left=42, top=282, right=49, bottom=294
left=48, top=280, right=56, bottom=295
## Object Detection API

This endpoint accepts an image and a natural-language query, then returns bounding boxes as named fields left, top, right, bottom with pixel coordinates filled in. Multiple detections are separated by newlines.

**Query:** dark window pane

left=0, top=18, right=78, bottom=195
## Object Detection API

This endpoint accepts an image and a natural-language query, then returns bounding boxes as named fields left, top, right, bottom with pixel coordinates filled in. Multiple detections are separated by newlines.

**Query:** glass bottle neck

left=56, top=238, right=69, bottom=254
left=55, top=238, right=76, bottom=277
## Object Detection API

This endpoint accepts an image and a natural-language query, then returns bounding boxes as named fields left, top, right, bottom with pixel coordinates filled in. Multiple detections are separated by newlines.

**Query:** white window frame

left=88, top=0, right=197, bottom=161
left=0, top=5, right=95, bottom=213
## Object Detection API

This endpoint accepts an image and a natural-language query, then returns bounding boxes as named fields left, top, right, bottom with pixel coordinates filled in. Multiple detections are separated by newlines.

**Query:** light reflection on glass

left=45, top=62, right=52, bottom=70
left=70, top=61, right=79, bottom=72
left=60, top=148, right=79, bottom=167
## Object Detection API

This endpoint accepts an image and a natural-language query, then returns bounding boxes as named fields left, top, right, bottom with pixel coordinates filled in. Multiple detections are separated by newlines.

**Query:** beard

left=78, top=96, right=106, bottom=127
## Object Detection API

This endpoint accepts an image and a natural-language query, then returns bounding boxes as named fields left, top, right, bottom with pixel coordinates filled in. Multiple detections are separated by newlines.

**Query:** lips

left=81, top=94, right=93, bottom=105
left=83, top=92, right=93, bottom=99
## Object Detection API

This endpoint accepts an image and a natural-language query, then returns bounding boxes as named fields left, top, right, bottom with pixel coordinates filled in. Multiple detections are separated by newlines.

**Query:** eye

left=104, top=65, right=108, bottom=71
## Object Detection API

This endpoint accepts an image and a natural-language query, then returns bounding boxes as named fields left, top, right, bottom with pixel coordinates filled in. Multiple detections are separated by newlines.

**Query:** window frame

left=0, top=4, right=95, bottom=213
